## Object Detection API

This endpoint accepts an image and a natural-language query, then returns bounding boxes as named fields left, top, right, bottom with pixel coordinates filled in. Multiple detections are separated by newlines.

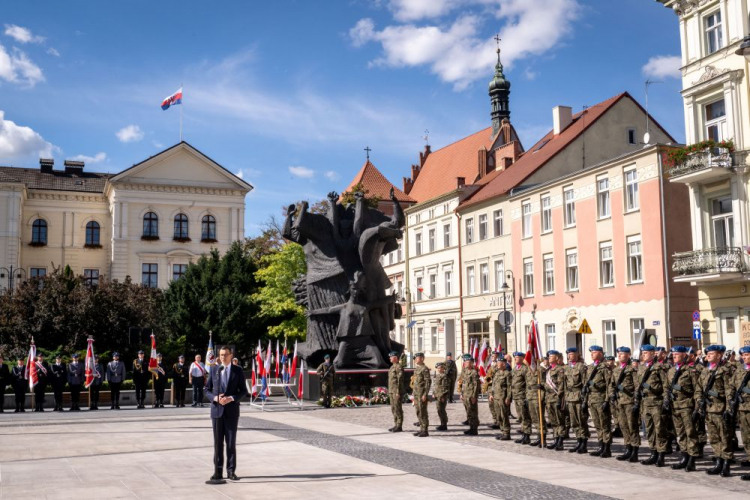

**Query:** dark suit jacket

left=205, top=364, right=247, bottom=419
left=0, top=363, right=9, bottom=389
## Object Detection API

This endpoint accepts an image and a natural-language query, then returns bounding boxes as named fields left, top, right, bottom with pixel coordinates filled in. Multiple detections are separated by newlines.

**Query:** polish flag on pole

left=251, top=359, right=257, bottom=397
left=148, top=333, right=159, bottom=377
left=25, top=338, right=38, bottom=391
left=496, top=340, right=503, bottom=356
left=524, top=319, right=542, bottom=370
left=472, top=339, right=480, bottom=367
left=290, top=341, right=299, bottom=378
left=275, top=340, right=280, bottom=379
left=256, top=340, right=264, bottom=378
left=161, top=87, right=183, bottom=110
left=84, top=337, right=97, bottom=388
left=264, top=343, right=272, bottom=396
left=478, top=341, right=489, bottom=377
left=297, top=360, right=305, bottom=400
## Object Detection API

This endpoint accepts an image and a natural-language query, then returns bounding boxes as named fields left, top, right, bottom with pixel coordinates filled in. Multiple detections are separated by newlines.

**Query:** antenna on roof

left=644, top=79, right=663, bottom=144
left=581, top=105, right=589, bottom=170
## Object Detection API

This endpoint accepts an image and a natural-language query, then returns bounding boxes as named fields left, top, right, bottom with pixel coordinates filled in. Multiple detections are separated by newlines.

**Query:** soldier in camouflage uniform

left=412, top=352, right=431, bottom=437
left=317, top=354, right=335, bottom=408
left=544, top=350, right=566, bottom=450
left=489, top=356, right=512, bottom=440
left=511, top=352, right=531, bottom=444
left=665, top=345, right=699, bottom=472
left=585, top=346, right=612, bottom=458
left=635, top=344, right=671, bottom=467
left=611, top=346, right=641, bottom=462
left=526, top=360, right=547, bottom=447
left=483, top=351, right=499, bottom=428
left=564, top=347, right=589, bottom=453
left=695, top=344, right=735, bottom=477
left=388, top=351, right=404, bottom=433
left=733, top=346, right=750, bottom=481
left=687, top=348, right=707, bottom=456
left=460, top=354, right=480, bottom=435
left=434, top=362, right=451, bottom=431
left=445, top=353, right=457, bottom=403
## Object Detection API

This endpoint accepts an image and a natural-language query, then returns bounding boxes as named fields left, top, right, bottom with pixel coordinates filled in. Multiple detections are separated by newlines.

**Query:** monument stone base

left=302, top=368, right=414, bottom=402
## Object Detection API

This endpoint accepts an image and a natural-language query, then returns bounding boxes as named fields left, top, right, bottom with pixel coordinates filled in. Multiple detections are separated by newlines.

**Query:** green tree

left=340, top=181, right=380, bottom=208
left=253, top=243, right=306, bottom=339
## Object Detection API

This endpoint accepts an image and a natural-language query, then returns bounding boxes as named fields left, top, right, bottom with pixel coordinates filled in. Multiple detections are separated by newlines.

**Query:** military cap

left=462, top=354, right=473, bottom=361
left=495, top=357, right=507, bottom=363
left=641, top=344, right=655, bottom=352
left=655, top=346, right=666, bottom=352
left=547, top=350, right=560, bottom=357
left=446, top=352, right=452, bottom=356
left=670, top=345, right=688, bottom=353
left=323, top=354, right=331, bottom=360
left=705, top=345, right=722, bottom=353
left=388, top=351, right=399, bottom=357
left=137, top=350, right=144, bottom=354
left=588, top=345, right=603, bottom=352
left=178, top=354, right=185, bottom=359
left=435, top=362, right=446, bottom=368
left=616, top=346, right=631, bottom=353
left=414, top=352, right=425, bottom=358
left=113, top=351, right=120, bottom=357
left=55, top=353, right=62, bottom=359
left=71, top=353, right=80, bottom=358
left=719, top=345, right=727, bottom=353
left=738, top=346, right=750, bottom=354
left=566, top=347, right=578, bottom=354
left=157, top=352, right=163, bottom=357
left=513, top=351, right=525, bottom=357
left=605, top=355, right=615, bottom=361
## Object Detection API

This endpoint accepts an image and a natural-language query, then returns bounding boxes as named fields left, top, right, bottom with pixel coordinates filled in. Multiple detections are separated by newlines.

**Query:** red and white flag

left=84, top=338, right=97, bottom=388
left=275, top=340, right=280, bottom=379
left=264, top=343, right=272, bottom=396
left=524, top=319, right=542, bottom=370
left=256, top=340, right=264, bottom=378
left=478, top=340, right=489, bottom=377
left=251, top=359, right=257, bottom=397
left=472, top=339, right=480, bottom=367
left=297, top=360, right=305, bottom=399
left=290, top=340, right=299, bottom=378
left=25, top=340, right=38, bottom=391
left=148, top=333, right=159, bottom=377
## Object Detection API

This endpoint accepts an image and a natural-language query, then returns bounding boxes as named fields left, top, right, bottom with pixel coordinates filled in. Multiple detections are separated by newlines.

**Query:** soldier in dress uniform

left=153, top=353, right=167, bottom=408
left=460, top=354, right=480, bottom=435
left=132, top=350, right=148, bottom=409
left=0, top=355, right=8, bottom=413
left=388, top=351, right=404, bottom=432
left=106, top=352, right=126, bottom=409
left=510, top=352, right=531, bottom=444
left=89, top=356, right=104, bottom=410
left=33, top=353, right=49, bottom=411
left=412, top=352, right=430, bottom=437
left=67, top=353, right=84, bottom=411
left=564, top=347, right=589, bottom=453
left=525, top=358, right=547, bottom=447
left=695, top=344, right=735, bottom=477
left=611, top=347, right=641, bottom=462
left=482, top=351, right=499, bottom=428
left=172, top=355, right=188, bottom=407
left=490, top=356, right=512, bottom=440
left=445, top=353, right=457, bottom=403
left=636, top=344, right=670, bottom=467
left=544, top=350, right=566, bottom=450
left=316, top=354, right=335, bottom=408
left=666, top=345, right=699, bottom=472
left=434, top=361, right=451, bottom=431
left=50, top=354, right=66, bottom=411
left=733, top=346, right=750, bottom=481
left=585, top=346, right=612, bottom=458
left=12, top=358, right=26, bottom=412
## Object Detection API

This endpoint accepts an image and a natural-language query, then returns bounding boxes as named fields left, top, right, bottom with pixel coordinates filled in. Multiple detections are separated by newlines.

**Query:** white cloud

left=115, top=124, right=144, bottom=143
left=389, top=0, right=456, bottom=22
left=70, top=152, right=106, bottom=164
left=0, top=110, right=55, bottom=162
left=0, top=45, right=44, bottom=87
left=324, top=170, right=340, bottom=181
left=524, top=67, right=537, bottom=80
left=152, top=140, right=164, bottom=149
left=47, top=47, right=60, bottom=57
left=642, top=55, right=682, bottom=79
left=289, top=166, right=315, bottom=178
left=350, top=0, right=582, bottom=90
left=4, top=25, right=45, bottom=44
left=235, top=170, right=244, bottom=179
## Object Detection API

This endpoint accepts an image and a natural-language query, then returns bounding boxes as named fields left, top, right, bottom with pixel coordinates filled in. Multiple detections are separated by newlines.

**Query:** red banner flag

left=84, top=338, right=97, bottom=388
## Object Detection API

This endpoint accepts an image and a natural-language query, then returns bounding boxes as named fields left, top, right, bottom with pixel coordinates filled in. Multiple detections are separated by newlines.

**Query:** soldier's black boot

left=628, top=446, right=640, bottom=463
left=461, top=420, right=469, bottom=425
left=600, top=442, right=612, bottom=458
left=741, top=473, right=750, bottom=481
left=685, top=455, right=696, bottom=472
left=655, top=452, right=666, bottom=467
left=555, top=437, right=565, bottom=451
left=616, top=445, right=633, bottom=461
left=546, top=437, right=558, bottom=449
left=528, top=436, right=541, bottom=447
left=436, top=425, right=448, bottom=431
left=514, top=433, right=526, bottom=444
left=720, top=459, right=731, bottom=477
left=464, top=426, right=478, bottom=436
left=672, top=452, right=689, bottom=470
left=577, top=439, right=588, bottom=454
left=569, top=439, right=582, bottom=453
left=697, top=443, right=705, bottom=458
left=590, top=441, right=604, bottom=457
left=495, top=433, right=510, bottom=440
left=665, top=439, right=673, bottom=454
left=641, top=450, right=658, bottom=465
left=392, top=426, right=403, bottom=433
left=520, top=433, right=530, bottom=445
left=706, top=458, right=724, bottom=475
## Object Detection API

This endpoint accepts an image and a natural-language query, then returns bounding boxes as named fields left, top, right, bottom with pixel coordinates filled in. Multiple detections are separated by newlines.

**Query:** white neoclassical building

left=0, top=142, right=252, bottom=289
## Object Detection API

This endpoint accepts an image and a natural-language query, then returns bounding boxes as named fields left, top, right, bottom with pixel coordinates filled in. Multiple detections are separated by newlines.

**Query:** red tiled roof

left=458, top=92, right=636, bottom=211
left=343, top=160, right=416, bottom=202
left=407, top=127, right=494, bottom=203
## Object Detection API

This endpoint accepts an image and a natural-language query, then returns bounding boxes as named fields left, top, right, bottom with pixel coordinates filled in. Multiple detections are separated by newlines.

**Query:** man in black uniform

left=90, top=356, right=104, bottom=410
left=33, top=353, right=49, bottom=411
left=12, top=358, right=26, bottom=412
left=67, top=353, right=84, bottom=411
left=133, top=350, right=148, bottom=409
left=172, top=355, right=188, bottom=407
left=50, top=354, right=67, bottom=411
left=106, top=352, right=126, bottom=409
left=153, top=353, right=167, bottom=408
left=0, top=355, right=9, bottom=413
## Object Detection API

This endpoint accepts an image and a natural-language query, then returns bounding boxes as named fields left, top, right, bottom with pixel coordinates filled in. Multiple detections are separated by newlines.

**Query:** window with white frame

left=566, top=249, right=579, bottom=291
left=625, top=169, right=639, bottom=211
left=543, top=254, right=554, bottom=294
left=541, top=196, right=552, bottom=233
left=416, top=232, right=423, bottom=256
left=523, top=258, right=534, bottom=297
left=443, top=224, right=451, bottom=248
left=444, top=271, right=452, bottom=296
left=604, top=320, right=617, bottom=356
left=597, top=177, right=610, bottom=219
left=546, top=324, right=556, bottom=351
left=417, top=327, right=424, bottom=351
left=480, top=263, right=489, bottom=293
left=429, top=273, right=437, bottom=298
left=467, top=266, right=476, bottom=295
left=428, top=208, right=434, bottom=220
left=705, top=10, right=723, bottom=55
left=627, top=236, right=643, bottom=283
left=84, top=269, right=99, bottom=286
left=493, top=209, right=503, bottom=236
left=564, top=188, right=576, bottom=227
left=522, top=202, right=532, bottom=238
left=397, top=242, right=403, bottom=262
left=465, top=218, right=474, bottom=244
left=388, top=251, right=394, bottom=265
left=494, top=259, right=505, bottom=291
left=600, top=242, right=614, bottom=287
left=705, top=98, right=726, bottom=142
left=479, top=214, right=488, bottom=240
left=30, top=267, right=46, bottom=278
left=416, top=276, right=423, bottom=301
left=431, top=326, right=438, bottom=351
left=711, top=195, right=734, bottom=248
left=631, top=318, right=645, bottom=349
left=428, top=228, right=436, bottom=252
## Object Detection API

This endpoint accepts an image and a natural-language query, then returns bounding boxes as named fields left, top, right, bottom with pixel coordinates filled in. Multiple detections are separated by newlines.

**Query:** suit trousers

left=192, top=378, right=205, bottom=404
left=70, top=384, right=82, bottom=406
left=212, top=415, right=238, bottom=473
left=110, top=382, right=121, bottom=405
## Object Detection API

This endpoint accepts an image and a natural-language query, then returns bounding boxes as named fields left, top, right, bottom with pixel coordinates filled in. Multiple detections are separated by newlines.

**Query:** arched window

left=174, top=213, right=189, bottom=240
left=31, top=219, right=47, bottom=244
left=85, top=221, right=101, bottom=246
left=201, top=215, right=216, bottom=241
left=143, top=212, right=159, bottom=238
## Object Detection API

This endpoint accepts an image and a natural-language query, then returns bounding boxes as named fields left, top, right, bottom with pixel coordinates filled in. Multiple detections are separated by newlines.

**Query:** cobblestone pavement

left=306, top=397, right=750, bottom=494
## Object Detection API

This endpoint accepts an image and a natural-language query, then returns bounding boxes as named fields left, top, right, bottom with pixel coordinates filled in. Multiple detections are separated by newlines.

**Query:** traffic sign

left=693, top=328, right=702, bottom=340
left=578, top=318, right=592, bottom=334
left=692, top=321, right=700, bottom=330
left=692, top=310, right=700, bottom=321
left=497, top=311, right=514, bottom=327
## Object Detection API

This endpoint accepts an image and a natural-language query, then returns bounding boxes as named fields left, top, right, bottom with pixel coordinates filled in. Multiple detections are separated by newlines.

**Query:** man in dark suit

left=12, top=358, right=26, bottom=412
left=33, top=353, right=49, bottom=411
left=0, top=355, right=9, bottom=413
left=67, top=353, right=85, bottom=411
left=50, top=354, right=67, bottom=411
left=205, top=345, right=248, bottom=482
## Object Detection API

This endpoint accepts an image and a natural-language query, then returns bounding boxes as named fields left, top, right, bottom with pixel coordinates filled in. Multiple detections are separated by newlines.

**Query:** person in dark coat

left=172, top=355, right=188, bottom=407
left=89, top=356, right=104, bottom=410
left=153, top=353, right=168, bottom=408
left=132, top=350, right=149, bottom=409
left=67, top=353, right=85, bottom=411
left=106, top=352, right=126, bottom=409
left=50, top=354, right=67, bottom=411
left=11, top=358, right=26, bottom=412
left=33, top=353, right=49, bottom=411
left=0, top=355, right=9, bottom=413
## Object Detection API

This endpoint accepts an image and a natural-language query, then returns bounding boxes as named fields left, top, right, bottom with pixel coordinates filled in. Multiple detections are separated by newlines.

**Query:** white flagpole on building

left=180, top=82, right=183, bottom=142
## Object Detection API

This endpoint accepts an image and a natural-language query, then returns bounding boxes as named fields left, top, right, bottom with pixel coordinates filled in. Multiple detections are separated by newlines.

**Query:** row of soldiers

left=0, top=351, right=218, bottom=411
left=387, top=343, right=750, bottom=480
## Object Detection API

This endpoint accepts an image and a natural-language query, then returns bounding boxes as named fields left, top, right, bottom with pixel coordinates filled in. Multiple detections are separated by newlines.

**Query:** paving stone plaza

left=1, top=401, right=748, bottom=499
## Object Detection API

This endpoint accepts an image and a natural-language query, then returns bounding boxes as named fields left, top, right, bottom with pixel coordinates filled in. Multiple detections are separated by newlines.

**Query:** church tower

left=489, top=38, right=511, bottom=137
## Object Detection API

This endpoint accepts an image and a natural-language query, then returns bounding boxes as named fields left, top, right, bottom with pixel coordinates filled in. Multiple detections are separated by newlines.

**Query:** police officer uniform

left=67, top=353, right=84, bottom=411
left=33, top=354, right=49, bottom=411
left=50, top=355, right=67, bottom=411
left=387, top=351, right=404, bottom=432
left=316, top=354, right=335, bottom=408
left=106, top=352, right=126, bottom=409
left=172, top=355, right=188, bottom=407
left=11, top=359, right=26, bottom=412
left=90, top=358, right=104, bottom=410
left=153, top=354, right=167, bottom=408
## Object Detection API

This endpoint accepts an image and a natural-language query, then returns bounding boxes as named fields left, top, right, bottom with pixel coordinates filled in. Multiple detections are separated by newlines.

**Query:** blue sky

left=1, top=1, right=683, bottom=235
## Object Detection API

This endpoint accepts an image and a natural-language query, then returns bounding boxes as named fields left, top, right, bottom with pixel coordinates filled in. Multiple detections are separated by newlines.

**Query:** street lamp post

left=501, top=270, right=515, bottom=333
left=0, top=266, right=26, bottom=295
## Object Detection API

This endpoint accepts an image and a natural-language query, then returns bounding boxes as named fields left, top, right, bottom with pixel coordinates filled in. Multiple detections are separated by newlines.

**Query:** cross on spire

left=494, top=33, right=502, bottom=63
left=423, top=129, right=429, bottom=145
left=364, top=146, right=371, bottom=161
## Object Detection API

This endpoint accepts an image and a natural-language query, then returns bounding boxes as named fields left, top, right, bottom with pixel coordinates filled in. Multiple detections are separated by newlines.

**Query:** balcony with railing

left=666, top=146, right=743, bottom=183
left=672, top=247, right=749, bottom=283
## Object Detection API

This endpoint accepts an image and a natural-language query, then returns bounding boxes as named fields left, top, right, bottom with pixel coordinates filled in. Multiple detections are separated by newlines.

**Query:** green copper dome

left=489, top=60, right=510, bottom=92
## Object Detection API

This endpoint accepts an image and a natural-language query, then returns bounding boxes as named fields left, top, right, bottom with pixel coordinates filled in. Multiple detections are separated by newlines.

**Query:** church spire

left=489, top=34, right=511, bottom=136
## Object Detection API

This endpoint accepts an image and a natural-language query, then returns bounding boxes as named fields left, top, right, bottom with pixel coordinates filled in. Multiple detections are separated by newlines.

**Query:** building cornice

left=681, top=67, right=744, bottom=97
left=110, top=182, right=246, bottom=197
left=27, top=191, right=107, bottom=203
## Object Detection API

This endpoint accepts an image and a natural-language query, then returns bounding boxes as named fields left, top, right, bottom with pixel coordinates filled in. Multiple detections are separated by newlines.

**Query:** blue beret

left=671, top=345, right=688, bottom=353
left=566, top=347, right=578, bottom=354
left=388, top=351, right=399, bottom=357
left=705, top=345, right=721, bottom=353
left=513, top=352, right=525, bottom=357
left=656, top=346, right=666, bottom=352
left=435, top=362, right=445, bottom=368
left=462, top=354, right=473, bottom=361
left=641, top=344, right=655, bottom=352
left=616, top=346, right=631, bottom=353
left=719, top=345, right=727, bottom=353
left=588, top=345, right=603, bottom=352
left=547, top=350, right=560, bottom=357
left=738, top=346, right=750, bottom=354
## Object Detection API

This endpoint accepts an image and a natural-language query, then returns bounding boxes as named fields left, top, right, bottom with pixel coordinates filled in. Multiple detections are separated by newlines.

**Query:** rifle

left=611, top=365, right=629, bottom=405
left=320, top=364, right=334, bottom=381
left=632, top=363, right=654, bottom=416
left=580, top=363, right=600, bottom=412
left=727, top=369, right=750, bottom=421
left=693, top=368, right=719, bottom=423
left=663, top=366, right=683, bottom=413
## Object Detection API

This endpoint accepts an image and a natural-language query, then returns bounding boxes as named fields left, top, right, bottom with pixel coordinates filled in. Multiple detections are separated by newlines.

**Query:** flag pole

left=30, top=336, right=35, bottom=412
left=179, top=82, right=183, bottom=142
left=88, top=335, right=93, bottom=410
left=532, top=306, right=545, bottom=449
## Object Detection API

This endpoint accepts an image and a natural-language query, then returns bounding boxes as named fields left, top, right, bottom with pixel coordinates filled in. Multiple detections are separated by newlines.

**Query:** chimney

left=477, top=147, right=487, bottom=179
left=419, top=145, right=431, bottom=167
left=403, top=177, right=414, bottom=194
left=39, top=158, right=54, bottom=173
left=457, top=177, right=466, bottom=189
left=553, top=105, right=573, bottom=135
left=64, top=160, right=84, bottom=175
